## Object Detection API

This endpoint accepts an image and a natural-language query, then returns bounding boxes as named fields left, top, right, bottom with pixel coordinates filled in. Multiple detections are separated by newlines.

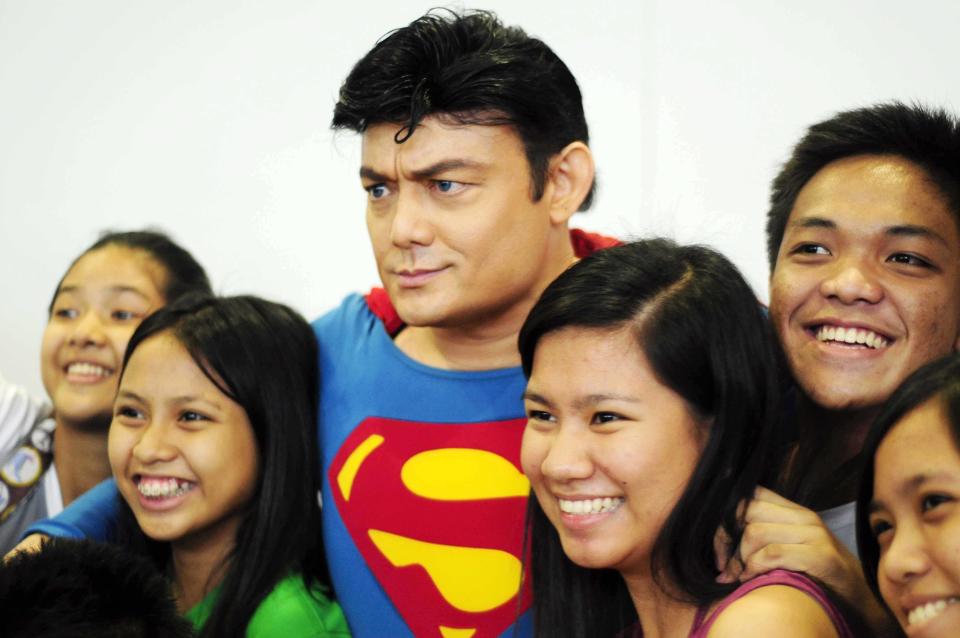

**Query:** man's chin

left=393, top=302, right=448, bottom=329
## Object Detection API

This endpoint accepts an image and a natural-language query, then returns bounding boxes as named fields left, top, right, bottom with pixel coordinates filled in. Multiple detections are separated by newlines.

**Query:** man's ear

left=545, top=141, right=595, bottom=225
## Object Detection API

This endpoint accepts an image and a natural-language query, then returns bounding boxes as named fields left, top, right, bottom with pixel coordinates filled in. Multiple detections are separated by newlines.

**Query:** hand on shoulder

left=720, top=488, right=861, bottom=598
left=718, top=487, right=895, bottom=635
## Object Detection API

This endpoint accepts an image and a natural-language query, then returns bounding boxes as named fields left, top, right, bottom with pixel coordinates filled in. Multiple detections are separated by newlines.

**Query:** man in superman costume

left=20, top=9, right=616, bottom=637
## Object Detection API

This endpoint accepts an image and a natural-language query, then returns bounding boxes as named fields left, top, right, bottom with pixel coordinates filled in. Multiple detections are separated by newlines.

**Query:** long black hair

left=856, top=353, right=960, bottom=603
left=114, top=294, right=327, bottom=638
left=518, top=239, right=783, bottom=637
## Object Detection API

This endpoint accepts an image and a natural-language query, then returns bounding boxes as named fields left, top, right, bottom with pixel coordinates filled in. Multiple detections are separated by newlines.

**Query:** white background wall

left=2, top=0, right=959, bottom=398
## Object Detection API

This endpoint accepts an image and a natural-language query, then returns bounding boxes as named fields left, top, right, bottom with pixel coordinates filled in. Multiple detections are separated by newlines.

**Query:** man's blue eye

left=366, top=184, right=390, bottom=199
left=436, top=181, right=454, bottom=192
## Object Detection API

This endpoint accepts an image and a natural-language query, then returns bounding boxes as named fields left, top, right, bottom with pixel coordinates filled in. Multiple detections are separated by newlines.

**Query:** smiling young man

left=726, top=102, right=960, bottom=634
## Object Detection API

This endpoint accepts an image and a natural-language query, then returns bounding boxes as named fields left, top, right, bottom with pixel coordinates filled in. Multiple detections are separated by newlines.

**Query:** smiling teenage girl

left=0, top=231, right=210, bottom=554
left=109, top=295, right=348, bottom=637
left=857, top=354, right=960, bottom=637
left=519, top=240, right=855, bottom=638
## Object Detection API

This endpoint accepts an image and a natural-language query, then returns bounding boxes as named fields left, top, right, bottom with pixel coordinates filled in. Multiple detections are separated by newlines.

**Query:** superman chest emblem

left=328, top=417, right=532, bottom=638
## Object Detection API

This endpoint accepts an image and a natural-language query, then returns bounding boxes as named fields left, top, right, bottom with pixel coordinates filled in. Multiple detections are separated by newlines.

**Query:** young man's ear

left=545, top=141, right=595, bottom=225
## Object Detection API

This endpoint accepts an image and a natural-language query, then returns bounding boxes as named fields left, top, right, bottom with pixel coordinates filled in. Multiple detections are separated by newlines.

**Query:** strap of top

left=690, top=569, right=851, bottom=638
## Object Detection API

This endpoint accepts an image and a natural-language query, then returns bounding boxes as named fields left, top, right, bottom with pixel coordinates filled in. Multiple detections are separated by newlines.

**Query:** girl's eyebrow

left=117, top=389, right=147, bottom=403
left=56, top=284, right=152, bottom=300
left=169, top=395, right=223, bottom=410
left=522, top=390, right=551, bottom=407
left=522, top=390, right=641, bottom=411
left=116, top=389, right=223, bottom=411
left=872, top=471, right=960, bottom=510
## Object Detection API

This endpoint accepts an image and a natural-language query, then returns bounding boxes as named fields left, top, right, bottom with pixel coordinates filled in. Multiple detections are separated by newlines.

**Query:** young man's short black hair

left=332, top=8, right=596, bottom=210
left=766, top=102, right=960, bottom=268
left=0, top=538, right=195, bottom=638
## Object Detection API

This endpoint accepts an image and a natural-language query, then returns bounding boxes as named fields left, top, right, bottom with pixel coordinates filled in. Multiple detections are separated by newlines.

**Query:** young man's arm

left=8, top=478, right=122, bottom=557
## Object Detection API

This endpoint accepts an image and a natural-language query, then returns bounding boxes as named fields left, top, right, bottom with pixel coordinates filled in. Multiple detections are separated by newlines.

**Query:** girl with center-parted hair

left=518, top=239, right=855, bottom=638
left=108, top=295, right=349, bottom=637
left=856, top=354, right=960, bottom=637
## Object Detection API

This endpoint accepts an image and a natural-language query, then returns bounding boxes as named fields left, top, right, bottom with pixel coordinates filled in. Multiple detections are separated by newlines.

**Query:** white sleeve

left=0, top=372, right=52, bottom=457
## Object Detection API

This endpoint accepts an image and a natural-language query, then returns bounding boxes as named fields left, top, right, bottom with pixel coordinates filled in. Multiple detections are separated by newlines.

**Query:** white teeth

left=907, top=597, right=959, bottom=626
left=136, top=477, right=194, bottom=499
left=815, top=325, right=889, bottom=349
left=66, top=362, right=111, bottom=377
left=558, top=497, right=624, bottom=515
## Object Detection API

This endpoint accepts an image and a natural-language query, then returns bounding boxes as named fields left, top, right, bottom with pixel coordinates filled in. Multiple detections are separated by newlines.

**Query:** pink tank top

left=689, top=569, right=854, bottom=637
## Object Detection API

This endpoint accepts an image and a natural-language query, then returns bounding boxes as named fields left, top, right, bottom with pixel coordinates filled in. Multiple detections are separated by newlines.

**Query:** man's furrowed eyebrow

left=886, top=224, right=950, bottom=247
left=408, top=159, right=487, bottom=180
left=359, top=166, right=390, bottom=182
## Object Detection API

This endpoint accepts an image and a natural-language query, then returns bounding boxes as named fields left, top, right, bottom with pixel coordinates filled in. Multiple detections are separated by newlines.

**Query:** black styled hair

left=0, top=538, right=194, bottom=638
left=518, top=239, right=783, bottom=637
left=114, top=294, right=328, bottom=638
left=332, top=8, right=595, bottom=210
left=856, top=353, right=960, bottom=604
left=766, top=101, right=960, bottom=268
left=49, top=229, right=212, bottom=314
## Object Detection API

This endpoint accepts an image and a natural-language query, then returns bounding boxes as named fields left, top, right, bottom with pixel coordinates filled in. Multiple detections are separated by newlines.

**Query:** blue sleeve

left=23, top=478, right=121, bottom=541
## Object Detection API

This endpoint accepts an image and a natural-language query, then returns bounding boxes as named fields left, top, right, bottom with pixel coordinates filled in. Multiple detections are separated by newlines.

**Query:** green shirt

left=185, top=573, right=350, bottom=637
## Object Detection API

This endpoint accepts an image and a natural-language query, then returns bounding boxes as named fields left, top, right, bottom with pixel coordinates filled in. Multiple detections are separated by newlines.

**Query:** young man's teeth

left=137, top=478, right=194, bottom=499
left=558, top=497, right=623, bottom=515
left=67, top=362, right=111, bottom=377
left=907, top=597, right=959, bottom=626
left=815, top=325, right=888, bottom=349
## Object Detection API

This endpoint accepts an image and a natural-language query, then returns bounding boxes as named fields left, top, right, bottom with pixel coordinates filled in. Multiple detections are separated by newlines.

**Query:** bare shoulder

left=706, top=585, right=840, bottom=638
